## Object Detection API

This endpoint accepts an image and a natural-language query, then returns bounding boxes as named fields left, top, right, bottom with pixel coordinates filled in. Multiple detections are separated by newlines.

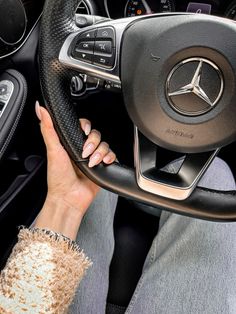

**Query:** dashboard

left=0, top=0, right=44, bottom=59
left=1, top=0, right=236, bottom=60
left=0, top=0, right=95, bottom=59
left=104, top=0, right=236, bottom=20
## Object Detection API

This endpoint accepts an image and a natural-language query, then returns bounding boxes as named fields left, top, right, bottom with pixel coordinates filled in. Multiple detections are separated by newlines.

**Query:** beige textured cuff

left=0, top=227, right=92, bottom=313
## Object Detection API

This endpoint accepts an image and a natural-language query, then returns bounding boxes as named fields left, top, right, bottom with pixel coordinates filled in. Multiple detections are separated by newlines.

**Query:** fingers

left=79, top=118, right=91, bottom=136
left=103, top=150, right=116, bottom=164
left=35, top=104, right=117, bottom=168
left=35, top=102, right=62, bottom=153
left=88, top=141, right=109, bottom=168
left=85, top=140, right=116, bottom=168
left=82, top=129, right=101, bottom=158
left=81, top=126, right=116, bottom=167
left=88, top=143, right=116, bottom=168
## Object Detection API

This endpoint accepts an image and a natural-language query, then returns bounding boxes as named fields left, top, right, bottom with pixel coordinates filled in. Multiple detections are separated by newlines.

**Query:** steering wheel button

left=76, top=41, right=94, bottom=53
left=0, top=84, right=8, bottom=96
left=73, top=51, right=93, bottom=63
left=78, top=29, right=97, bottom=40
left=0, top=94, right=8, bottom=101
left=93, top=54, right=114, bottom=68
left=94, top=41, right=112, bottom=54
left=0, top=80, right=14, bottom=103
left=97, top=27, right=115, bottom=41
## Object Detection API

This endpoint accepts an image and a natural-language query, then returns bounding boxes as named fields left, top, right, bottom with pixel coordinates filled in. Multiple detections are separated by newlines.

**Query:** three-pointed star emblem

left=168, top=60, right=214, bottom=107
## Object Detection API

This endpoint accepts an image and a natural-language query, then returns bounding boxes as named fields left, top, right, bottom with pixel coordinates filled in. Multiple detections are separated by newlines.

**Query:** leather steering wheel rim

left=39, top=0, right=236, bottom=222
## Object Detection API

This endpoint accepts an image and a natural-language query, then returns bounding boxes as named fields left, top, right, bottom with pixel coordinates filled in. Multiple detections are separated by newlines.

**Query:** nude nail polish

left=82, top=143, right=95, bottom=158
left=35, top=101, right=42, bottom=121
left=88, top=153, right=101, bottom=168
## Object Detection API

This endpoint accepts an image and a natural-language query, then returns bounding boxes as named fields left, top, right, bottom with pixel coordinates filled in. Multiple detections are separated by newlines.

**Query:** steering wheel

left=39, top=0, right=236, bottom=221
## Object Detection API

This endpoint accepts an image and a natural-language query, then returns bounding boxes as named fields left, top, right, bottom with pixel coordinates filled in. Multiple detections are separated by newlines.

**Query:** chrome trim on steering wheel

left=134, top=127, right=219, bottom=200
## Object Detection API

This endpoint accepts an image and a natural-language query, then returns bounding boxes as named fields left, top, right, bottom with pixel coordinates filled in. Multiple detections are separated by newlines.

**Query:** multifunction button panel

left=72, top=27, right=116, bottom=68
left=0, top=80, right=14, bottom=118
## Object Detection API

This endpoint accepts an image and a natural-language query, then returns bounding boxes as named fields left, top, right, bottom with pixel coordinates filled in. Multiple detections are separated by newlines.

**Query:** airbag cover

left=121, top=14, right=236, bottom=153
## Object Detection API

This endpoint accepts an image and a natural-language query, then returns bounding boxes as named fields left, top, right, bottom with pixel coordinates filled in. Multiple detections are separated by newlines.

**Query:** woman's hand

left=34, top=102, right=116, bottom=239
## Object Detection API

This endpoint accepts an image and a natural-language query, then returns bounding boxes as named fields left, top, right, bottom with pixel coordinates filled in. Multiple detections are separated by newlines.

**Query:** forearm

left=0, top=228, right=91, bottom=313
left=35, top=196, right=83, bottom=240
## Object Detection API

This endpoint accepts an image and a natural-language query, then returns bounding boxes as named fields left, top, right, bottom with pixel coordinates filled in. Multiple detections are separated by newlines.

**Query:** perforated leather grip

left=39, top=0, right=86, bottom=161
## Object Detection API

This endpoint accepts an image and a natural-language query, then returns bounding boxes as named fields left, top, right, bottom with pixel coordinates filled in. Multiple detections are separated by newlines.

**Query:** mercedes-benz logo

left=166, top=58, right=224, bottom=116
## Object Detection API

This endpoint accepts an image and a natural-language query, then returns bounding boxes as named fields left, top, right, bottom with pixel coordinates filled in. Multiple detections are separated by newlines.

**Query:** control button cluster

left=72, top=27, right=116, bottom=68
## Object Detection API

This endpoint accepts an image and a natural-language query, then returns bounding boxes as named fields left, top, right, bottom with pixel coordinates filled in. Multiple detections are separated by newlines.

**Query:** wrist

left=35, top=196, right=83, bottom=240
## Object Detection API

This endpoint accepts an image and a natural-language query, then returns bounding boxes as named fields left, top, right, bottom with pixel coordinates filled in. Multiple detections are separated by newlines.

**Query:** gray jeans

left=70, top=157, right=236, bottom=314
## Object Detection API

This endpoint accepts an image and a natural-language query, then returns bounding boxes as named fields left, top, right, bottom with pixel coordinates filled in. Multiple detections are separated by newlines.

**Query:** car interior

left=1, top=0, right=236, bottom=313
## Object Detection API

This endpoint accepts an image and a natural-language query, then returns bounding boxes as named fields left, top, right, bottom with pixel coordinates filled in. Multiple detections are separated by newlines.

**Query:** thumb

left=35, top=101, right=62, bottom=153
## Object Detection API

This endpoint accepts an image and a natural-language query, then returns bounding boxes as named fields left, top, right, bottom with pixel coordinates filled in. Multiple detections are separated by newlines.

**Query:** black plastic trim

left=0, top=70, right=27, bottom=161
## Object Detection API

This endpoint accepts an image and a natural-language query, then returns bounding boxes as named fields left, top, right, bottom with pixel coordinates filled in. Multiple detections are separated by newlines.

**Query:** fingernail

left=103, top=155, right=112, bottom=164
left=88, top=153, right=101, bottom=168
left=82, top=143, right=95, bottom=158
left=84, top=123, right=91, bottom=136
left=35, top=101, right=42, bottom=121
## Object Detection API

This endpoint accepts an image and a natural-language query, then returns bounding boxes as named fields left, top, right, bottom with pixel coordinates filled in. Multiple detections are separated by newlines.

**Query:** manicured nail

left=84, top=123, right=91, bottom=136
left=88, top=153, right=101, bottom=168
left=82, top=143, right=95, bottom=158
left=35, top=101, right=42, bottom=121
left=103, top=155, right=112, bottom=164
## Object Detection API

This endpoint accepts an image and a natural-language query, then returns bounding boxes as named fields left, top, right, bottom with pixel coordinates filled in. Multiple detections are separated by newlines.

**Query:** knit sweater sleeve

left=0, top=228, right=92, bottom=313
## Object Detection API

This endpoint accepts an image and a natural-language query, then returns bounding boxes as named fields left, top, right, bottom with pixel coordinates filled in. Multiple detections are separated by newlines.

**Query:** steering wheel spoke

left=134, top=127, right=219, bottom=200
